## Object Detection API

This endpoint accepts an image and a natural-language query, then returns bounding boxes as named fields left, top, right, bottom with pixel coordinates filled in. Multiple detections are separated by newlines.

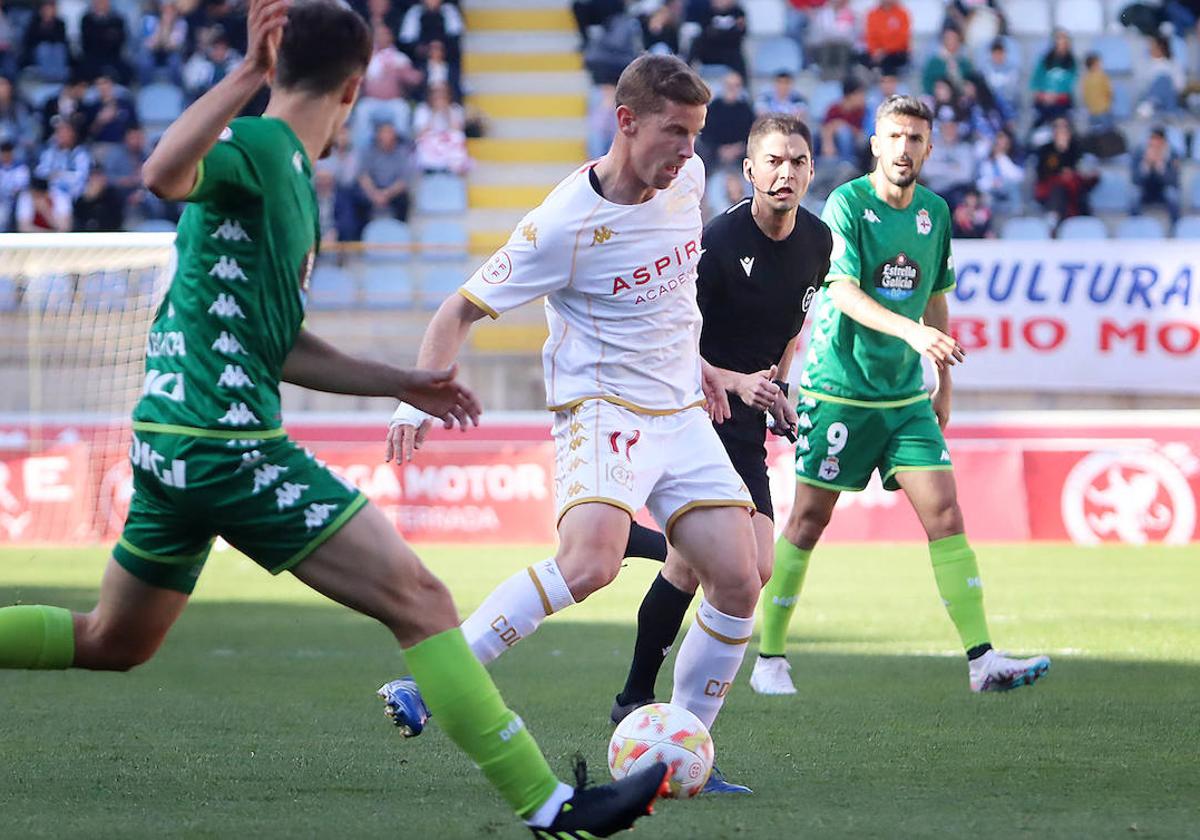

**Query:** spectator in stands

left=0, top=141, right=30, bottom=232
left=0, top=0, right=17, bottom=81
left=182, top=27, right=242, bottom=103
left=820, top=75, right=866, bottom=163
left=755, top=70, right=807, bottom=118
left=1137, top=35, right=1183, bottom=117
left=318, top=126, right=362, bottom=244
left=975, top=128, right=1023, bottom=214
left=586, top=82, right=616, bottom=159
left=701, top=70, right=754, bottom=171
left=981, top=38, right=1018, bottom=122
left=1163, top=1, right=1200, bottom=38
left=137, top=0, right=189, bottom=85
left=640, top=0, right=682, bottom=56
left=807, top=0, right=859, bottom=80
left=864, top=0, right=910, bottom=77
left=103, top=125, right=147, bottom=208
left=192, top=0, right=248, bottom=56
left=571, top=0, right=624, bottom=51
left=73, top=169, right=123, bottom=230
left=21, top=0, right=72, bottom=83
left=944, top=0, right=1004, bottom=50
left=15, top=175, right=71, bottom=232
left=40, top=75, right=89, bottom=140
left=1035, top=117, right=1095, bottom=223
left=951, top=187, right=993, bottom=238
left=363, top=22, right=423, bottom=101
left=927, top=77, right=967, bottom=129
left=722, top=169, right=748, bottom=208
left=399, top=0, right=464, bottom=69
left=364, top=0, right=406, bottom=41
left=419, top=39, right=460, bottom=101
left=0, top=78, right=34, bottom=152
left=922, top=27, right=972, bottom=96
left=689, top=0, right=747, bottom=79
left=414, top=82, right=470, bottom=174
left=583, top=6, right=641, bottom=86
left=1030, top=29, right=1077, bottom=127
left=1132, top=127, right=1181, bottom=222
left=922, top=118, right=974, bottom=205
left=86, top=75, right=140, bottom=145
left=1081, top=52, right=1113, bottom=131
left=959, top=78, right=1003, bottom=148
left=80, top=0, right=131, bottom=82
left=314, top=166, right=338, bottom=244
left=351, top=119, right=413, bottom=236
left=36, top=118, right=90, bottom=201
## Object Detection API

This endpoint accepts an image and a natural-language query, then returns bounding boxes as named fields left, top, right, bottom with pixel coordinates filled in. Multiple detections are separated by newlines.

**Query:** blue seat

left=308, top=262, right=359, bottom=310
left=1173, top=215, right=1200, bottom=238
left=1114, top=216, right=1166, bottom=240
left=0, top=275, right=17, bottom=312
left=32, top=41, right=71, bottom=83
left=414, top=174, right=467, bottom=215
left=362, top=218, right=413, bottom=263
left=1090, top=170, right=1132, bottom=213
left=419, top=221, right=469, bottom=261
left=137, top=83, right=185, bottom=130
left=362, top=263, right=416, bottom=308
left=808, top=80, right=844, bottom=121
left=1110, top=79, right=1134, bottom=120
left=419, top=263, right=468, bottom=307
left=1056, top=216, right=1108, bottom=239
left=1001, top=216, right=1052, bottom=239
left=22, top=273, right=74, bottom=311
left=1093, top=34, right=1134, bottom=76
left=80, top=271, right=130, bottom=310
left=133, top=218, right=177, bottom=233
left=750, top=37, right=802, bottom=77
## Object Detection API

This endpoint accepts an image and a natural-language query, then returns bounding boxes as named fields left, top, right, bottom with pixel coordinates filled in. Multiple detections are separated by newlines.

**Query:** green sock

left=404, top=628, right=559, bottom=819
left=0, top=605, right=75, bottom=669
left=759, top=537, right=811, bottom=656
left=929, top=533, right=991, bottom=651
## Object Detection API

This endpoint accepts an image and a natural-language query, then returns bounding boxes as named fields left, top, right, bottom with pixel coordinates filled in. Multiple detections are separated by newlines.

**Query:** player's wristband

left=390, top=402, right=434, bottom=428
left=772, top=379, right=790, bottom=397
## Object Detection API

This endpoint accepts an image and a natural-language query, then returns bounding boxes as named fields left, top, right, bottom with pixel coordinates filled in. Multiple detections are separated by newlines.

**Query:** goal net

left=0, top=232, right=176, bottom=543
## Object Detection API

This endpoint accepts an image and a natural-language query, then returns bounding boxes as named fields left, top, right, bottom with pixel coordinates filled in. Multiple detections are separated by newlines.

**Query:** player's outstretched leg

left=895, top=470, right=1050, bottom=693
left=295, top=503, right=664, bottom=834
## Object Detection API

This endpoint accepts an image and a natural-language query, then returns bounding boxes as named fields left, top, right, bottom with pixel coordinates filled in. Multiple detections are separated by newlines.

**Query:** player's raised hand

left=385, top=418, right=433, bottom=464
left=399, top=364, right=482, bottom=431
left=904, top=324, right=965, bottom=369
left=245, top=0, right=289, bottom=76
left=735, top=365, right=782, bottom=411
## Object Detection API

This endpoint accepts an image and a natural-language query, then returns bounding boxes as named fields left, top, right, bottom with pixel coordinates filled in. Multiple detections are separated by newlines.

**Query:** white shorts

left=552, top=400, right=754, bottom=538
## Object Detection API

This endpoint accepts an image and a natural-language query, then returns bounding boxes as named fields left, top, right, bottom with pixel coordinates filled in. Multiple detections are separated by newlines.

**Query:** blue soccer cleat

left=701, top=763, right=753, bottom=795
left=377, top=676, right=431, bottom=737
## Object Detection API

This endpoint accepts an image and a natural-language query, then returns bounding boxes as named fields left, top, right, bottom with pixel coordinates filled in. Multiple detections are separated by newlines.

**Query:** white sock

left=669, top=597, right=754, bottom=730
left=462, top=557, right=575, bottom=666
left=524, top=781, right=575, bottom=828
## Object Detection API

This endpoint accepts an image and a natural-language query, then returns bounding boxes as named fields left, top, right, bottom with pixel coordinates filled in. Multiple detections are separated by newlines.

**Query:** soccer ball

left=607, top=702, right=714, bottom=798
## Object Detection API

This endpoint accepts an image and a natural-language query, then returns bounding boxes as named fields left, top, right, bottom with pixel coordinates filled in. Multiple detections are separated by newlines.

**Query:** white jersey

left=459, top=155, right=707, bottom=414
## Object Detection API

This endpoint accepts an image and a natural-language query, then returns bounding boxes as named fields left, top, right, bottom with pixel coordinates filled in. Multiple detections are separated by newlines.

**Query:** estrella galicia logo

left=874, top=252, right=920, bottom=301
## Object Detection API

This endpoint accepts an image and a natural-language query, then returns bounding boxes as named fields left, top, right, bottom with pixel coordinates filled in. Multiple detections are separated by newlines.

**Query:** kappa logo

left=217, top=364, right=254, bottom=389
left=520, top=222, right=537, bottom=248
left=217, top=401, right=260, bottom=427
left=565, top=456, right=587, bottom=472
left=275, top=481, right=310, bottom=511
left=916, top=208, right=932, bottom=235
left=568, top=436, right=588, bottom=451
left=212, top=219, right=250, bottom=242
left=739, top=256, right=755, bottom=277
left=208, top=293, right=246, bottom=319
left=566, top=481, right=586, bottom=497
left=568, top=420, right=584, bottom=436
left=292, top=151, right=303, bottom=173
left=143, top=370, right=185, bottom=402
left=940, top=449, right=951, bottom=462
left=304, top=502, right=337, bottom=530
left=211, top=331, right=245, bottom=355
left=863, top=208, right=881, bottom=224
left=209, top=255, right=248, bottom=282
left=592, top=225, right=616, bottom=245
left=251, top=463, right=288, bottom=494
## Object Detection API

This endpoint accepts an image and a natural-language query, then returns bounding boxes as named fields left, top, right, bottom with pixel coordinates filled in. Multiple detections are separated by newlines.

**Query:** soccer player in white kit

left=380, top=54, right=762, bottom=770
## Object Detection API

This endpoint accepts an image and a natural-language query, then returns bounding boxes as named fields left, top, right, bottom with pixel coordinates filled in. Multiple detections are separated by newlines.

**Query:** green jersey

left=802, top=175, right=956, bottom=404
left=132, top=117, right=319, bottom=438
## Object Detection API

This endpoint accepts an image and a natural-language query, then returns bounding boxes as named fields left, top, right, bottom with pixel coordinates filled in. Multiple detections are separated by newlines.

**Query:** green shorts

left=114, top=430, right=367, bottom=594
left=794, top=395, right=952, bottom=492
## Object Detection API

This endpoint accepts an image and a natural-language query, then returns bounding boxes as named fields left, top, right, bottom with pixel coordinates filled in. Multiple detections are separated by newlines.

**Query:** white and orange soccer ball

left=607, top=702, right=714, bottom=798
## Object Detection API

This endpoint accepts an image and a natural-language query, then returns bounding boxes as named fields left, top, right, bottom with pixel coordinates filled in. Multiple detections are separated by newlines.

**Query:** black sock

left=617, top=572, right=694, bottom=704
left=623, top=522, right=668, bottom=562
left=967, top=643, right=993, bottom=661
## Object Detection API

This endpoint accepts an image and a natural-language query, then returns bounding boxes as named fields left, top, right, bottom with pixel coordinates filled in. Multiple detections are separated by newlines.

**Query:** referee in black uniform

left=611, top=114, right=833, bottom=794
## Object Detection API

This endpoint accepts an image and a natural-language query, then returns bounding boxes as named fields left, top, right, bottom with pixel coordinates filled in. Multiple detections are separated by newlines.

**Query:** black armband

left=772, top=379, right=789, bottom=397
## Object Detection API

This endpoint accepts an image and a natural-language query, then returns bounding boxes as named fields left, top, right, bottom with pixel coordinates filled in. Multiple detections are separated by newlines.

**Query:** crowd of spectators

left=576, top=0, right=1200, bottom=236
left=0, top=0, right=474, bottom=239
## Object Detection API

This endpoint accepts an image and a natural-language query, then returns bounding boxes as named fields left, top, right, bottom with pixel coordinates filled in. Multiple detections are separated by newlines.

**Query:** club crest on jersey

left=482, top=250, right=513, bottom=284
left=818, top=455, right=840, bottom=481
left=916, top=208, right=932, bottom=235
left=874, top=252, right=920, bottom=301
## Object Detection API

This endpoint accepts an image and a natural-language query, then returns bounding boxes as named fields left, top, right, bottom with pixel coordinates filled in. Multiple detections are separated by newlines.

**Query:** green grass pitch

left=2, top=543, right=1198, bottom=838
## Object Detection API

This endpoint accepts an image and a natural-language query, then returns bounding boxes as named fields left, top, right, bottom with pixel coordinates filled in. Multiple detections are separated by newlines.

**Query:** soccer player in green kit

left=0, top=1, right=669, bottom=835
left=749, top=95, right=1051, bottom=696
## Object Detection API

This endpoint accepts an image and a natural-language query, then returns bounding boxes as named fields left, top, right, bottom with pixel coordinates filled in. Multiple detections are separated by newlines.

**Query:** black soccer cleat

left=609, top=694, right=653, bottom=726
left=529, top=756, right=670, bottom=840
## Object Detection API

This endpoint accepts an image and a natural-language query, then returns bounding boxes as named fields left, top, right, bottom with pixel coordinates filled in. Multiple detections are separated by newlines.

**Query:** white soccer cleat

left=749, top=655, right=797, bottom=695
left=969, top=650, right=1051, bottom=693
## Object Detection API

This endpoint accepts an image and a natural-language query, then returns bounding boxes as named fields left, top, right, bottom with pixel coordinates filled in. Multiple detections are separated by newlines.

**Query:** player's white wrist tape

left=390, top=402, right=434, bottom=428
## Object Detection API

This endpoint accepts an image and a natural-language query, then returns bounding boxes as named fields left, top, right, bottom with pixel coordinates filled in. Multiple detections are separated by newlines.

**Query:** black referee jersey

left=696, top=197, right=832, bottom=516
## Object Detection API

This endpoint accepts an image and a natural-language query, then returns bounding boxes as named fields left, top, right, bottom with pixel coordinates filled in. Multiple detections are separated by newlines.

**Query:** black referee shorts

left=714, top=421, right=774, bottom=522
